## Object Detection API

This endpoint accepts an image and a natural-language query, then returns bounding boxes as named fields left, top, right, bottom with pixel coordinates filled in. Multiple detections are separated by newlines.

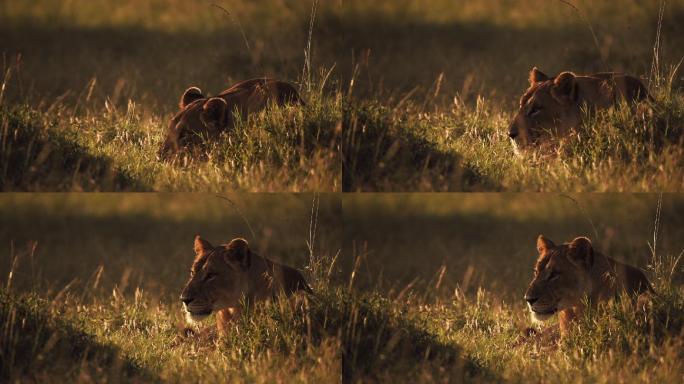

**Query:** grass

left=2, top=0, right=684, bottom=191
left=3, top=194, right=684, bottom=382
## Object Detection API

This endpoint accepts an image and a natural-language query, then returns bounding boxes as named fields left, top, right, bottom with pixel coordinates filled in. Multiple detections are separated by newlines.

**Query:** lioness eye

left=205, top=272, right=217, bottom=281
left=527, top=106, right=542, bottom=117
left=548, top=270, right=560, bottom=280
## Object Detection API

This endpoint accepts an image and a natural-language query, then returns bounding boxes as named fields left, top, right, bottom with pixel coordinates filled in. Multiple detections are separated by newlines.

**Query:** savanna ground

left=343, top=193, right=684, bottom=381
left=2, top=0, right=684, bottom=192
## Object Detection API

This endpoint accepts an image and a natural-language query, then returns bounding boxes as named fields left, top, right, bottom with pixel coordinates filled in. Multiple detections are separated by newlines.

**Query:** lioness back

left=219, top=78, right=305, bottom=106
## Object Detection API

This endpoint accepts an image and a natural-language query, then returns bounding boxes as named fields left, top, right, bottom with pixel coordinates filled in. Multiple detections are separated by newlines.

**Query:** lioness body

left=180, top=236, right=311, bottom=333
left=525, top=235, right=651, bottom=337
left=159, top=78, right=303, bottom=158
left=509, top=68, right=649, bottom=147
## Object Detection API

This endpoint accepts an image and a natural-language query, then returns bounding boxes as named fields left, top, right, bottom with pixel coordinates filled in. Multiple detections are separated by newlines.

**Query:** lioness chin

left=180, top=236, right=312, bottom=334
left=524, top=235, right=652, bottom=338
left=509, top=67, right=650, bottom=148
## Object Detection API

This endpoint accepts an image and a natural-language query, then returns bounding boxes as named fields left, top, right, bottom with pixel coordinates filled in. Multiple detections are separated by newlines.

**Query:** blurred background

left=0, top=193, right=342, bottom=300
left=343, top=194, right=684, bottom=302
left=2, top=0, right=682, bottom=111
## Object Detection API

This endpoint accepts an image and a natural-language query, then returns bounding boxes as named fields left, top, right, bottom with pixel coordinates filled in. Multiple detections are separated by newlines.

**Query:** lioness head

left=524, top=235, right=595, bottom=322
left=508, top=68, right=584, bottom=147
left=180, top=236, right=252, bottom=323
left=158, top=87, right=230, bottom=159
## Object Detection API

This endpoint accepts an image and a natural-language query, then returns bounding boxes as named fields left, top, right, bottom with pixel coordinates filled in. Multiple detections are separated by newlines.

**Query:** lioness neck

left=589, top=252, right=650, bottom=303
left=245, top=253, right=290, bottom=300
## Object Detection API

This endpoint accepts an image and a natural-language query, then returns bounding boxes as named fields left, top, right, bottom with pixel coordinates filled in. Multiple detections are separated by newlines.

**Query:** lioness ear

left=529, top=67, right=550, bottom=85
left=180, top=87, right=204, bottom=109
left=567, top=237, right=594, bottom=270
left=227, top=238, right=251, bottom=269
left=552, top=72, right=578, bottom=103
left=200, top=97, right=227, bottom=130
left=537, top=235, right=555, bottom=255
left=194, top=235, right=214, bottom=256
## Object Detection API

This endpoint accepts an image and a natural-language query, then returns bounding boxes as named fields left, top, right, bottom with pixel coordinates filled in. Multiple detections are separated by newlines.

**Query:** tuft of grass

left=0, top=105, right=144, bottom=191
left=0, top=288, right=157, bottom=382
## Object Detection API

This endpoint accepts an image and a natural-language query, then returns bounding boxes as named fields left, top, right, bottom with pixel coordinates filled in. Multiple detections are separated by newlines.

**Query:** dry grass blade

left=215, top=194, right=258, bottom=241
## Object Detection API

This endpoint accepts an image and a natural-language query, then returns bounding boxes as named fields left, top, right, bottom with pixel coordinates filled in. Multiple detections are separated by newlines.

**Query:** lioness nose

left=181, top=296, right=193, bottom=305
left=508, top=127, right=518, bottom=139
left=525, top=295, right=538, bottom=305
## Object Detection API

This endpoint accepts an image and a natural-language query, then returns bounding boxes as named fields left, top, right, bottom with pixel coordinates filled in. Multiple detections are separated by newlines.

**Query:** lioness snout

left=508, top=126, right=519, bottom=139
left=180, top=296, right=193, bottom=305
left=524, top=295, right=538, bottom=305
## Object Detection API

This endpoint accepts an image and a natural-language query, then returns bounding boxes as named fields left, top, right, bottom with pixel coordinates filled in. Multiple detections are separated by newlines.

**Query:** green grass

left=2, top=0, right=684, bottom=191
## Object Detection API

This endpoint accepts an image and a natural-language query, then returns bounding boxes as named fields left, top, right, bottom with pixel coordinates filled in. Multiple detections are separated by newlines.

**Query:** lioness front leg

left=558, top=306, right=583, bottom=338
left=518, top=324, right=560, bottom=348
left=216, top=307, right=242, bottom=334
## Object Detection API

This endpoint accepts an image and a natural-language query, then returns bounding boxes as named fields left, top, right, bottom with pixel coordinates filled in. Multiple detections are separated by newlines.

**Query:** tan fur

left=509, top=68, right=650, bottom=147
left=180, top=236, right=312, bottom=333
left=524, top=235, right=652, bottom=338
left=159, top=78, right=304, bottom=158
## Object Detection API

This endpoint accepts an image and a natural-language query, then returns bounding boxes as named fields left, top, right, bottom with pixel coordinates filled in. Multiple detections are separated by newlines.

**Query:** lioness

left=524, top=235, right=652, bottom=337
left=508, top=68, right=650, bottom=147
left=180, top=236, right=312, bottom=333
left=159, top=78, right=304, bottom=158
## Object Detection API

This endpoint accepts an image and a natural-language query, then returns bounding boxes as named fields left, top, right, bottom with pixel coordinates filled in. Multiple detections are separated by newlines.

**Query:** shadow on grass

left=328, top=290, right=501, bottom=382
left=0, top=106, right=146, bottom=191
left=227, top=288, right=503, bottom=382
left=342, top=102, right=500, bottom=191
left=0, top=288, right=158, bottom=382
